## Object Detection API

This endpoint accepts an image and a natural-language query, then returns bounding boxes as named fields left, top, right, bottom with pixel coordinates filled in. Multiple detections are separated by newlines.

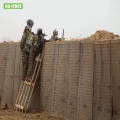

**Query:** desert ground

left=0, top=110, right=64, bottom=120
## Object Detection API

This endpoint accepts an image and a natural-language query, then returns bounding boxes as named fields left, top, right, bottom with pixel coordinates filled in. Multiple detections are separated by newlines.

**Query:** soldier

left=20, top=19, right=34, bottom=81
left=26, top=28, right=48, bottom=82
left=49, top=29, right=62, bottom=41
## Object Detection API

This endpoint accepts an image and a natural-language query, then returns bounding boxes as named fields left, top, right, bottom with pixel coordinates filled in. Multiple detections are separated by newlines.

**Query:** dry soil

left=72, top=30, right=120, bottom=41
left=0, top=110, right=64, bottom=120
left=85, top=30, right=120, bottom=40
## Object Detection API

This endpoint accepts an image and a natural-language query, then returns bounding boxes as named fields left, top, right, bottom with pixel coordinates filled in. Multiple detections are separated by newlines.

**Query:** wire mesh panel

left=93, top=42, right=102, bottom=120
left=111, top=40, right=120, bottom=120
left=13, top=43, right=21, bottom=104
left=1, top=43, right=16, bottom=106
left=40, top=43, right=56, bottom=113
left=66, top=42, right=80, bottom=120
left=93, top=41, right=111, bottom=120
left=78, top=42, right=94, bottom=120
left=51, top=42, right=69, bottom=117
left=0, top=43, right=9, bottom=104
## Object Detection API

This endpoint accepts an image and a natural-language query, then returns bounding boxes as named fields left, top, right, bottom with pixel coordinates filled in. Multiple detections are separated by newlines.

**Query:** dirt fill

left=84, top=30, right=120, bottom=40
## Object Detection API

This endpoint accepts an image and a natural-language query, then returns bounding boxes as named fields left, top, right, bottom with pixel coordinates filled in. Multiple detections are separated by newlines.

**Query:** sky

left=0, top=0, right=120, bottom=42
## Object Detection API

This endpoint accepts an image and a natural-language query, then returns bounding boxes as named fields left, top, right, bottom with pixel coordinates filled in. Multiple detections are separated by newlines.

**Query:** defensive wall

left=0, top=40, right=120, bottom=120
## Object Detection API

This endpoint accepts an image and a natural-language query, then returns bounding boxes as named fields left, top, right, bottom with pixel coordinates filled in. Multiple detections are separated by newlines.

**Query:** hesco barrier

left=0, top=43, right=22, bottom=106
left=0, top=40, right=120, bottom=120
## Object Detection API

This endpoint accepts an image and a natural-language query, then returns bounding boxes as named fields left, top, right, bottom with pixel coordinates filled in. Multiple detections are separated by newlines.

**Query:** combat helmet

left=26, top=19, right=34, bottom=26
left=37, top=28, right=42, bottom=35
left=53, top=29, right=58, bottom=35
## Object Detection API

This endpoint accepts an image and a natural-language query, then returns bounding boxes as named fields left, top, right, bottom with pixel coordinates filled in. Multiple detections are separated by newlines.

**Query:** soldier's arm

left=20, top=29, right=30, bottom=50
left=20, top=33, right=26, bottom=50
left=45, top=39, right=51, bottom=42
left=55, top=37, right=63, bottom=41
left=25, top=29, right=30, bottom=36
left=32, top=35, right=36, bottom=46
left=58, top=38, right=62, bottom=41
left=49, top=36, right=55, bottom=41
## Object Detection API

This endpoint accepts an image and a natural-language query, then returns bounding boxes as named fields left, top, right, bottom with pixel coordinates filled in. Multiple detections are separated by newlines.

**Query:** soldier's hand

left=59, top=38, right=62, bottom=41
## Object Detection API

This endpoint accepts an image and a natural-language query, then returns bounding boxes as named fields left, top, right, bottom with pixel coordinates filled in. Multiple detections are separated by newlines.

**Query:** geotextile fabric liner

left=0, top=40, right=120, bottom=120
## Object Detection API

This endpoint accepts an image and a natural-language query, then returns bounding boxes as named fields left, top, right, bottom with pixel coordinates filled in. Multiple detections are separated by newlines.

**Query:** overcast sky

left=0, top=0, right=120, bottom=42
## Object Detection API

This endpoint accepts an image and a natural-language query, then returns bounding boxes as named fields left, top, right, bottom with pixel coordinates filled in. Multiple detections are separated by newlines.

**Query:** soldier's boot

left=35, top=54, right=42, bottom=62
left=27, top=78, right=32, bottom=83
left=26, top=75, right=32, bottom=82
left=22, top=77, right=25, bottom=81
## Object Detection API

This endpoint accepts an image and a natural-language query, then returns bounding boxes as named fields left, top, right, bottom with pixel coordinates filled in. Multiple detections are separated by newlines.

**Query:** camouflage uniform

left=26, top=29, right=46, bottom=81
left=49, top=29, right=62, bottom=41
left=20, top=19, right=34, bottom=81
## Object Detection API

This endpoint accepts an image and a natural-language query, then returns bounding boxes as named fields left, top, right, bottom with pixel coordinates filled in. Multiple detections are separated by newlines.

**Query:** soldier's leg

left=31, top=53, right=38, bottom=74
left=27, top=48, right=36, bottom=80
left=22, top=51, right=29, bottom=81
left=32, top=53, right=42, bottom=74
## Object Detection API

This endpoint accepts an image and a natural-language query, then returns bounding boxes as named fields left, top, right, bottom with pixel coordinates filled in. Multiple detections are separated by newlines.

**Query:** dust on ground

left=0, top=110, right=64, bottom=120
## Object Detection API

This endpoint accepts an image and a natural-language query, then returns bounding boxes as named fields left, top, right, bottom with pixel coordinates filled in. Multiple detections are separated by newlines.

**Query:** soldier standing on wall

left=49, top=29, right=62, bottom=41
left=26, top=28, right=50, bottom=82
left=20, top=19, right=34, bottom=81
